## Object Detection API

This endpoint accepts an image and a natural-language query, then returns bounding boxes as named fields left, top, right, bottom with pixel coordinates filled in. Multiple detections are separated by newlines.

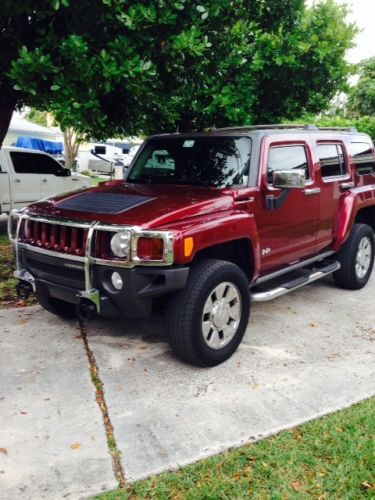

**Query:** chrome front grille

left=19, top=219, right=88, bottom=256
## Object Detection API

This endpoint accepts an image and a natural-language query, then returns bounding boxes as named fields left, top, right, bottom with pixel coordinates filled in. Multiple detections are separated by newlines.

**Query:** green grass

left=90, top=176, right=109, bottom=186
left=0, top=232, right=10, bottom=245
left=0, top=232, right=36, bottom=307
left=96, top=398, right=375, bottom=499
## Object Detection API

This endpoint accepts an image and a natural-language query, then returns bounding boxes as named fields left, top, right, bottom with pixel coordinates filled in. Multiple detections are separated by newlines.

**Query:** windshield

left=127, top=136, right=252, bottom=188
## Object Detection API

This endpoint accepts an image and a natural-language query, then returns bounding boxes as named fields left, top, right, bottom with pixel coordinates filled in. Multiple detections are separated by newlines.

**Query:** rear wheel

left=333, top=223, right=374, bottom=290
left=166, top=259, right=250, bottom=366
left=36, top=294, right=77, bottom=319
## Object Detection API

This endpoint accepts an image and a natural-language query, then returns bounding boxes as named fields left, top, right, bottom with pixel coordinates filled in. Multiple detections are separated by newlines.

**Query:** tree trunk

left=0, top=100, right=16, bottom=149
left=63, top=127, right=82, bottom=170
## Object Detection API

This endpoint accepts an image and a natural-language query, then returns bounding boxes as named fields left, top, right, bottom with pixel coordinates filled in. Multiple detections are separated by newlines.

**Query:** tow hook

left=76, top=297, right=97, bottom=322
left=16, top=281, right=33, bottom=300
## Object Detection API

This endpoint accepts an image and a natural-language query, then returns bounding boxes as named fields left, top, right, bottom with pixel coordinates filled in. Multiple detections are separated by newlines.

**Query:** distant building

left=4, top=113, right=63, bottom=146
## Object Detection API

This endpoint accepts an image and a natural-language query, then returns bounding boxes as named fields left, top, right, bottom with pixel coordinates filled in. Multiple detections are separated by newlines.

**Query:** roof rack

left=214, top=124, right=318, bottom=132
left=316, top=126, right=358, bottom=132
left=213, top=124, right=359, bottom=133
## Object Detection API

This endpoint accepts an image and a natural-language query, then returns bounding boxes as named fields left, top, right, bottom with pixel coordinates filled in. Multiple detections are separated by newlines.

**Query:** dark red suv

left=10, top=124, right=375, bottom=366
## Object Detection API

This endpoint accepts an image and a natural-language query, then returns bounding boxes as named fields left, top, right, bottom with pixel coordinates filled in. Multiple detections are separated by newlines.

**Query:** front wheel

left=333, top=223, right=374, bottom=290
left=166, top=259, right=251, bottom=367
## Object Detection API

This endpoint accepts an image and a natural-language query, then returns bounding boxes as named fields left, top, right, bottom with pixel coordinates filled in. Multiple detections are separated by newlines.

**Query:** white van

left=0, top=147, right=91, bottom=214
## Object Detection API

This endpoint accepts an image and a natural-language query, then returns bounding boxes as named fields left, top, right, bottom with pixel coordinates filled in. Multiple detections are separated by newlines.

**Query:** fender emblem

left=262, top=247, right=271, bottom=256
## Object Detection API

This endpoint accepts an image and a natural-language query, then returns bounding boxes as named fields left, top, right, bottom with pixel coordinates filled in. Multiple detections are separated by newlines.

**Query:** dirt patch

left=0, top=235, right=36, bottom=309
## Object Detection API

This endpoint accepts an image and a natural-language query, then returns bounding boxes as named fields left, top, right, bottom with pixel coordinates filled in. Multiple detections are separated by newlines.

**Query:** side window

left=10, top=152, right=37, bottom=174
left=350, top=142, right=375, bottom=175
left=267, top=145, right=309, bottom=184
left=317, top=144, right=346, bottom=178
left=94, top=145, right=106, bottom=155
left=33, top=155, right=61, bottom=175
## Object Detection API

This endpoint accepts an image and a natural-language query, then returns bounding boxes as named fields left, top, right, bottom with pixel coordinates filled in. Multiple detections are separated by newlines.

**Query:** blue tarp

left=16, top=137, right=64, bottom=155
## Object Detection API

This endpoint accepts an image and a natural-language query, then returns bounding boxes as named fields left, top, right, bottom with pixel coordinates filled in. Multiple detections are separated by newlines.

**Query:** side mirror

left=272, top=169, right=306, bottom=189
left=55, top=167, right=71, bottom=177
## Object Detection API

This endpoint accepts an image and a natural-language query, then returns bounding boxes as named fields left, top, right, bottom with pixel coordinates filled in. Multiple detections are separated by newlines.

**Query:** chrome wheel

left=202, top=281, right=242, bottom=350
left=355, top=236, right=372, bottom=279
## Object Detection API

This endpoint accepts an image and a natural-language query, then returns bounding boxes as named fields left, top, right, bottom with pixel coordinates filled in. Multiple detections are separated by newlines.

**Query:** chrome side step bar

left=251, top=261, right=340, bottom=303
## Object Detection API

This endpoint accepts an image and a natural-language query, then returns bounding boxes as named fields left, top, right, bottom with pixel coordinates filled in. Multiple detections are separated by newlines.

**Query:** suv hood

left=27, top=182, right=235, bottom=228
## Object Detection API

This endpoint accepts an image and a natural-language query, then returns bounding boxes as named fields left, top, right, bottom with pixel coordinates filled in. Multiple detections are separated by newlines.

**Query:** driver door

left=257, top=138, right=320, bottom=275
left=32, top=154, right=69, bottom=198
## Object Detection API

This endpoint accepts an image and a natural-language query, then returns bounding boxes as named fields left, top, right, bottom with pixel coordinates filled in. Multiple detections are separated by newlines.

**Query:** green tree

left=288, top=115, right=375, bottom=141
left=24, top=108, right=84, bottom=169
left=24, top=108, right=49, bottom=128
left=348, top=57, right=375, bottom=117
left=1, top=0, right=357, bottom=148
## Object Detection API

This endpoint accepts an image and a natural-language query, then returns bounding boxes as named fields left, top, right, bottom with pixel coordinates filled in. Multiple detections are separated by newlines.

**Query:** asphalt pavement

left=0, top=263, right=374, bottom=498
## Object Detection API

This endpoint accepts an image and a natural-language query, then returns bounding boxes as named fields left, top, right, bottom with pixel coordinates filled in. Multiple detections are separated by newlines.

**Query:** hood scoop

left=56, top=192, right=154, bottom=214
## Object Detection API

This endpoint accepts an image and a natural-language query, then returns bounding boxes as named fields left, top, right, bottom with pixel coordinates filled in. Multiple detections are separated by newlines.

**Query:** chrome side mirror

left=272, top=169, right=306, bottom=189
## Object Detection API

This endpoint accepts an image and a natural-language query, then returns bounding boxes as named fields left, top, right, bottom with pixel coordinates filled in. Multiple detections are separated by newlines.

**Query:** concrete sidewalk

left=87, top=275, right=375, bottom=481
left=0, top=274, right=374, bottom=498
left=0, top=308, right=116, bottom=499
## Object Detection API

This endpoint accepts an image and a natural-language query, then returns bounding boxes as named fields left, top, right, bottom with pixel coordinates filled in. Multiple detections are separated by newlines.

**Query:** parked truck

left=9, top=125, right=375, bottom=366
left=0, top=147, right=91, bottom=215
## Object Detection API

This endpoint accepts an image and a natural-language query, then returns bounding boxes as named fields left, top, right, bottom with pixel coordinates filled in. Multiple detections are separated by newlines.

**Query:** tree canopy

left=1, top=0, right=357, bottom=146
left=348, top=57, right=375, bottom=117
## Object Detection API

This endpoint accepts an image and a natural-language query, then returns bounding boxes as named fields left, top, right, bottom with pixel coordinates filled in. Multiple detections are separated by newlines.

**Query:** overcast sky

left=307, top=0, right=375, bottom=63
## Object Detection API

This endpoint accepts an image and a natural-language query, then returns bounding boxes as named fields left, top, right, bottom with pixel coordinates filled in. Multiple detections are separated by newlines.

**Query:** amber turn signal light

left=184, top=237, right=194, bottom=257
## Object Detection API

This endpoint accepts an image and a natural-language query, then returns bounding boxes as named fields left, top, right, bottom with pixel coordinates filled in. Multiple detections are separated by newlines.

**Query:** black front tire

left=166, top=259, right=251, bottom=367
left=36, top=293, right=77, bottom=319
left=333, top=223, right=374, bottom=290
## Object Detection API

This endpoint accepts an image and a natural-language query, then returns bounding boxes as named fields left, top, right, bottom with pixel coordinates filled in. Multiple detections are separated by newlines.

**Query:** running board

left=251, top=261, right=340, bottom=302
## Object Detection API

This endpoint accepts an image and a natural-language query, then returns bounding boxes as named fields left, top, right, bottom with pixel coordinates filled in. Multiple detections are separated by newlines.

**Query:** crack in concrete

left=79, top=320, right=126, bottom=489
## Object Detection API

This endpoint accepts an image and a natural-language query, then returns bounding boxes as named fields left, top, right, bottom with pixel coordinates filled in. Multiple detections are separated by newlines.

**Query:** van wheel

left=36, top=294, right=77, bottom=319
left=166, top=259, right=250, bottom=367
left=333, top=223, right=374, bottom=290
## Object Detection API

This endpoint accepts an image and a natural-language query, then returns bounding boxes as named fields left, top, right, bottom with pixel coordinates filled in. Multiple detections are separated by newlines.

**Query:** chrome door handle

left=340, top=182, right=354, bottom=190
left=14, top=178, right=21, bottom=183
left=304, top=188, right=321, bottom=196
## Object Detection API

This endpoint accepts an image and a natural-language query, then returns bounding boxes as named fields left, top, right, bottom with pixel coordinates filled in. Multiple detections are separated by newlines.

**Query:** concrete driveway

left=0, top=273, right=374, bottom=499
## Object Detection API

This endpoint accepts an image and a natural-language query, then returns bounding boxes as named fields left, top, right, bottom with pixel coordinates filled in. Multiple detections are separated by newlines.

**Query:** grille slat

left=19, top=220, right=88, bottom=256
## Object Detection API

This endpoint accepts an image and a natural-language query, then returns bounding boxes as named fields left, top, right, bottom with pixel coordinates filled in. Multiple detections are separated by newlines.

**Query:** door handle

left=71, top=178, right=79, bottom=181
left=304, top=188, right=321, bottom=196
left=14, top=178, right=21, bottom=183
left=42, top=178, right=47, bottom=182
left=340, top=182, right=354, bottom=190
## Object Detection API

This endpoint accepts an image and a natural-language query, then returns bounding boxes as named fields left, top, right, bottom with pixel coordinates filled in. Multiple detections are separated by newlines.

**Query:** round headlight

left=110, top=231, right=131, bottom=257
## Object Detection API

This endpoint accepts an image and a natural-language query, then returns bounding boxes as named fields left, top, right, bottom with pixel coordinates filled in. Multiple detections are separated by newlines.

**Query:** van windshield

left=127, top=136, right=251, bottom=188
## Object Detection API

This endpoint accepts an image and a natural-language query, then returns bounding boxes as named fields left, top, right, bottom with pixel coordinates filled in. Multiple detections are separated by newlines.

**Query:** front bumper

left=10, top=210, right=187, bottom=318
left=17, top=246, right=189, bottom=318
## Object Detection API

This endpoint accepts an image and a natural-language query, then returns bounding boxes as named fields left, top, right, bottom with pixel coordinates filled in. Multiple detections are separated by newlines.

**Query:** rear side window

left=11, top=152, right=37, bottom=173
left=350, top=142, right=375, bottom=175
left=317, top=144, right=346, bottom=178
left=267, top=145, right=310, bottom=183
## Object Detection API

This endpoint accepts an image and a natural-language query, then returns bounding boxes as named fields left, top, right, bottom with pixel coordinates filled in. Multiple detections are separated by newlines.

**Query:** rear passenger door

left=315, top=141, right=351, bottom=252
left=257, top=138, right=319, bottom=274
